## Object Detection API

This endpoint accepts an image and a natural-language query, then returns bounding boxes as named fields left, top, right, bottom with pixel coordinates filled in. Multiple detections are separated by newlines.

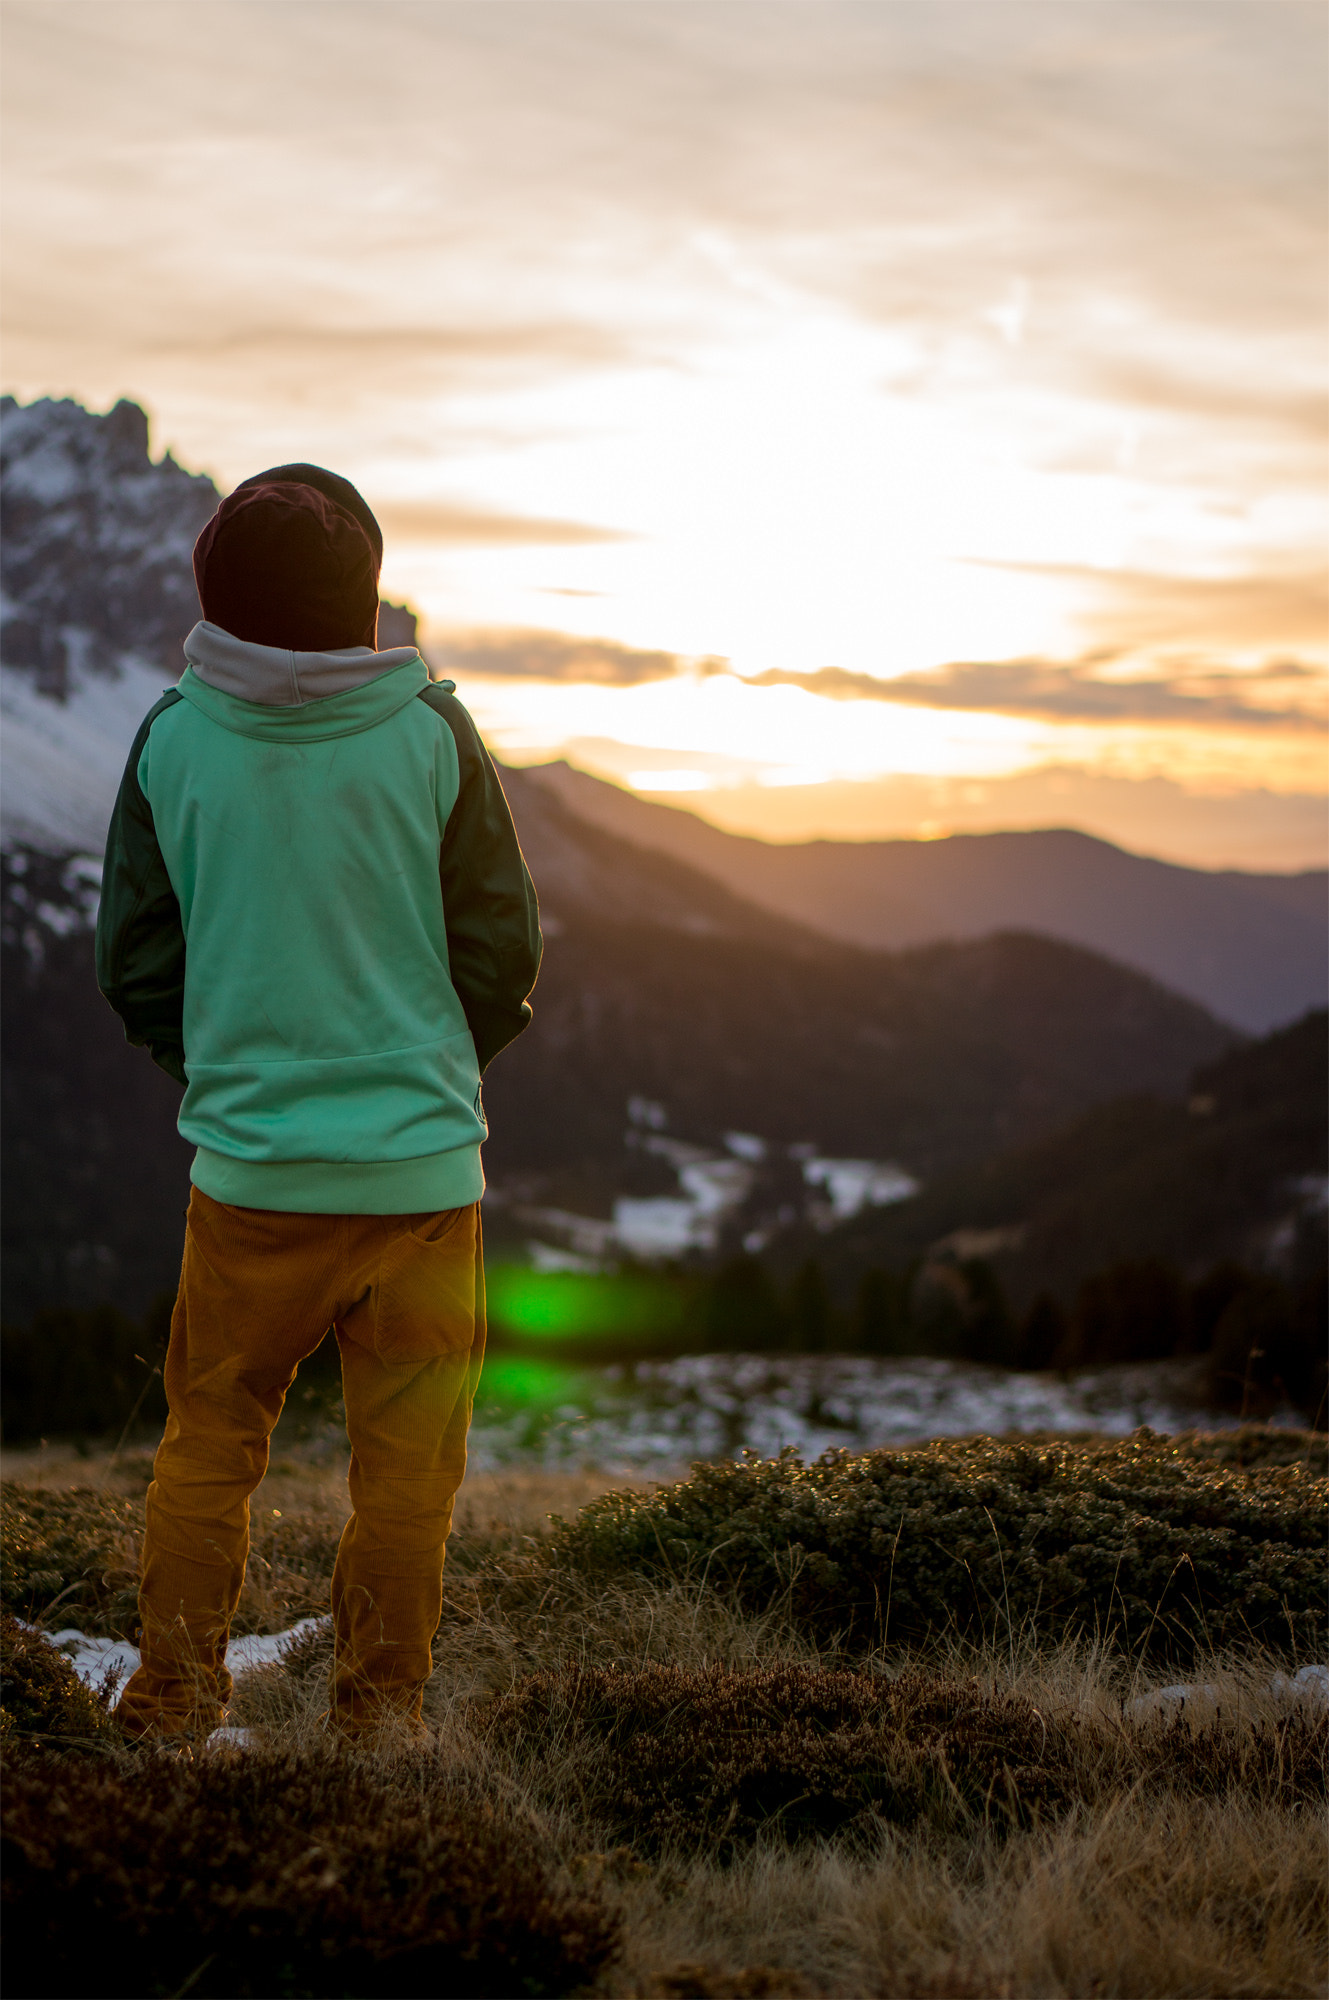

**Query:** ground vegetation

left=2, top=1442, right=1327, bottom=1996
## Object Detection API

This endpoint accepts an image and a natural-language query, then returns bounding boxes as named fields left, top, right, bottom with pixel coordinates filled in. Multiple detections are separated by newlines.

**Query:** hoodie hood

left=183, top=619, right=422, bottom=707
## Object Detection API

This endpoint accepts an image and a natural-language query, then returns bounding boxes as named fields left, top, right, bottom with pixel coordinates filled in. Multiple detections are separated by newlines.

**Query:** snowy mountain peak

left=1, top=395, right=220, bottom=698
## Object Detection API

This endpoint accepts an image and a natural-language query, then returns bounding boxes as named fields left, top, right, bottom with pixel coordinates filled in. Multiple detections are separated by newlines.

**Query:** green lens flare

left=486, top=1267, right=684, bottom=1345
left=476, top=1354, right=584, bottom=1406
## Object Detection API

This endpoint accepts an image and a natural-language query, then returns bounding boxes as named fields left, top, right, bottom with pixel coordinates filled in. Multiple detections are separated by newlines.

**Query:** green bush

left=486, top=1660, right=1328, bottom=1859
left=1174, top=1426, right=1327, bottom=1473
left=549, top=1432, right=1328, bottom=1661
left=0, top=1615, right=115, bottom=1747
left=0, top=1486, right=350, bottom=1638
left=0, top=1488, right=143, bottom=1634
left=3, top=1747, right=619, bottom=1999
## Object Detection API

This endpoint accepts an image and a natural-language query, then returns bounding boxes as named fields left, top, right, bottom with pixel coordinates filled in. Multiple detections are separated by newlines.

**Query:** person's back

left=96, top=465, right=541, bottom=1740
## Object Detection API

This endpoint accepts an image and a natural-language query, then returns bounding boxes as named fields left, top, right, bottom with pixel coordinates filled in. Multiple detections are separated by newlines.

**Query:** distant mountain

left=785, top=1009, right=1328, bottom=1313
left=527, top=763, right=1327, bottom=1035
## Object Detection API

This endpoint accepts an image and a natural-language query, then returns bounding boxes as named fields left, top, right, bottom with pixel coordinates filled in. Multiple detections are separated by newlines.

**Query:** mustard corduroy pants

left=116, top=1187, right=484, bottom=1739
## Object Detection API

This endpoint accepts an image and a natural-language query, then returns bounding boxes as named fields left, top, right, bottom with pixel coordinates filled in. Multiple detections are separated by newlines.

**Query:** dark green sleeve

left=418, top=684, right=542, bottom=1072
left=94, top=692, right=188, bottom=1087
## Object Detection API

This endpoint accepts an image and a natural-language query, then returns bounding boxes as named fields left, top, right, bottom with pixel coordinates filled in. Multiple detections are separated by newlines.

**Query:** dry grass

left=3, top=1446, right=1326, bottom=1998
left=604, top=1800, right=1328, bottom=1998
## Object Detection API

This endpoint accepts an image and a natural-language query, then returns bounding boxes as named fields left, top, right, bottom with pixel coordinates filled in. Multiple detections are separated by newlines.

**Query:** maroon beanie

left=192, top=480, right=380, bottom=651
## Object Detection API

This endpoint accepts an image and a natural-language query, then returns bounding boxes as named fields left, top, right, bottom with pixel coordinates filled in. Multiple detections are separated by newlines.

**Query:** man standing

left=96, top=464, right=540, bottom=1739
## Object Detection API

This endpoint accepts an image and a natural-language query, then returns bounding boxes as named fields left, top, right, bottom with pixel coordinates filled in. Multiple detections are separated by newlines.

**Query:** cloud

left=375, top=501, right=634, bottom=547
left=434, top=629, right=708, bottom=685
left=736, top=656, right=1328, bottom=730
left=969, top=561, right=1329, bottom=653
left=1083, top=358, right=1327, bottom=442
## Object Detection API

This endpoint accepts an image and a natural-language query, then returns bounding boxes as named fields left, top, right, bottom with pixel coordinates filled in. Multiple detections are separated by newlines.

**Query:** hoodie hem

left=190, top=1145, right=485, bottom=1215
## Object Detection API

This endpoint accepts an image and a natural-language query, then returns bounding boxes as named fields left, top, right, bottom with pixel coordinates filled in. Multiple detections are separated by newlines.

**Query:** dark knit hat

left=192, top=471, right=382, bottom=651
left=233, top=461, right=384, bottom=568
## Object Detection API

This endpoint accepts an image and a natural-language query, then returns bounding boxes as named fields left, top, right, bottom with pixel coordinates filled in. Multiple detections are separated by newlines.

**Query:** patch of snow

left=1, top=656, right=177, bottom=854
left=612, top=1196, right=710, bottom=1258
left=1269, top=1663, right=1329, bottom=1709
left=1125, top=1683, right=1222, bottom=1721
left=528, top=1240, right=606, bottom=1274
left=226, top=1619, right=325, bottom=1674
left=518, top=1208, right=618, bottom=1262
left=640, top=1134, right=713, bottom=1171
left=204, top=1725, right=257, bottom=1752
left=467, top=1352, right=1260, bottom=1474
left=679, top=1156, right=754, bottom=1217
left=612, top=1153, right=755, bottom=1257
left=48, top=1628, right=141, bottom=1695
left=1127, top=1664, right=1329, bottom=1723
left=801, top=1156, right=919, bottom=1222
left=46, top=1615, right=326, bottom=1705
left=523, top=1117, right=921, bottom=1270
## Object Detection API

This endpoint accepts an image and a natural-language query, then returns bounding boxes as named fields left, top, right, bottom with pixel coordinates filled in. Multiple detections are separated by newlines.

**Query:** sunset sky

left=3, top=0, right=1325, bottom=866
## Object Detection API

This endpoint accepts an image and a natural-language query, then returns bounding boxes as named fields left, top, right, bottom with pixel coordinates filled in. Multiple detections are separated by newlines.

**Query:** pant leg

left=117, top=1190, right=343, bottom=1740
left=330, top=1204, right=485, bottom=1728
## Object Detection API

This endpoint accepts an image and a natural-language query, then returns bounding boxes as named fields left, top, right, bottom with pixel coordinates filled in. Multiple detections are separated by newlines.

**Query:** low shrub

left=487, top=1661, right=1328, bottom=1861
left=2, top=1746, right=620, bottom=1999
left=0, top=1486, right=345, bottom=1636
left=550, top=1432, right=1328, bottom=1660
left=1173, top=1427, right=1328, bottom=1474
left=0, top=1487, right=142, bottom=1633
left=0, top=1615, right=115, bottom=1746
left=486, top=1662, right=1076, bottom=1854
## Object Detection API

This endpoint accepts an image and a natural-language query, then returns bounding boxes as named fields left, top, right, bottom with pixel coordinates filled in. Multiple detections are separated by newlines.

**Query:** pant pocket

left=370, top=1206, right=477, bottom=1366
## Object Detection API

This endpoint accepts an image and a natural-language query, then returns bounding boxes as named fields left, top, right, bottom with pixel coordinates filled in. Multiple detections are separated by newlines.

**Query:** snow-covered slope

left=1, top=653, right=180, bottom=852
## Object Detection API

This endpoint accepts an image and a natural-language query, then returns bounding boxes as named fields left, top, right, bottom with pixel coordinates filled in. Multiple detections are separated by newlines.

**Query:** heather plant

left=0, top=1486, right=144, bottom=1633
left=1, top=1485, right=347, bottom=1638
left=3, top=1736, right=620, bottom=1999
left=0, top=1613, right=116, bottom=1747
left=550, top=1432, right=1328, bottom=1660
left=483, top=1659, right=1329, bottom=1858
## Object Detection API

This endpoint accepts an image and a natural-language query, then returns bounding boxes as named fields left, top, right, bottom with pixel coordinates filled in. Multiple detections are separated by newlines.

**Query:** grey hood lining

left=183, top=620, right=422, bottom=707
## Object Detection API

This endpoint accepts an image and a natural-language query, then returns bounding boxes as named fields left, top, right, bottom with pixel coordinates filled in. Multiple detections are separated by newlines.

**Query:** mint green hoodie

left=97, top=621, right=541, bottom=1213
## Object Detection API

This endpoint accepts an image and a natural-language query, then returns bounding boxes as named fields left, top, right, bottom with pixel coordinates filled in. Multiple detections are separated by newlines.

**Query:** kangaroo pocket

left=367, top=1206, right=478, bottom=1366
left=178, top=1031, right=484, bottom=1163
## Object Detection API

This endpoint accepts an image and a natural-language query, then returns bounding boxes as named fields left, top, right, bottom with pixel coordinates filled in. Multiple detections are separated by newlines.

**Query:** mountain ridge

left=525, top=762, right=1328, bottom=1034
